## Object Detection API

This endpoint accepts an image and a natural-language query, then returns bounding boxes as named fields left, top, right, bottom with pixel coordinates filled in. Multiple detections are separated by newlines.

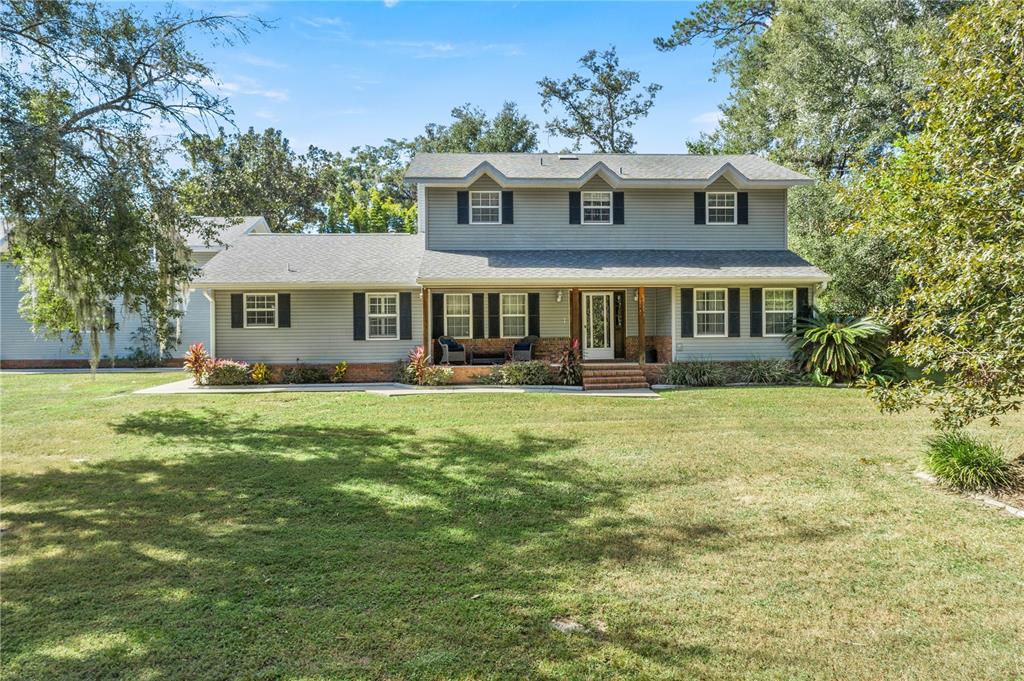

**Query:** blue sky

left=176, top=1, right=728, bottom=154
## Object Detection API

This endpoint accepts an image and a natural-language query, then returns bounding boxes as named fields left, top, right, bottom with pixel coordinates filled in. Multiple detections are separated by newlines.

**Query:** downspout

left=202, top=289, right=216, bottom=358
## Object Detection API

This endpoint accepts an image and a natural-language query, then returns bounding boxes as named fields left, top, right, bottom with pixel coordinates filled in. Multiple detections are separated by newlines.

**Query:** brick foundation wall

left=624, top=335, right=672, bottom=363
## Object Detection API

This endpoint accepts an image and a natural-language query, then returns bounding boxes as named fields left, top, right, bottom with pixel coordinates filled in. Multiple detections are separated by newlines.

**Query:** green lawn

left=2, top=372, right=1022, bottom=680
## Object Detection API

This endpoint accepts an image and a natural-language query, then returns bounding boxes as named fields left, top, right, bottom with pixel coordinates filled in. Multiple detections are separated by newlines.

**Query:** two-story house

left=191, top=153, right=829, bottom=387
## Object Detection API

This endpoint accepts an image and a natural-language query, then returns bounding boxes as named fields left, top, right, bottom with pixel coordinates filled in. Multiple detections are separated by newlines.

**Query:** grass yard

left=1, top=372, right=1022, bottom=680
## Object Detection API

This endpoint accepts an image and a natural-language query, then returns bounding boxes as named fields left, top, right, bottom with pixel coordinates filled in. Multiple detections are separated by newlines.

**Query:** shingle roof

left=196, top=233, right=424, bottom=287
left=187, top=216, right=268, bottom=250
left=418, top=249, right=828, bottom=285
left=405, top=153, right=812, bottom=187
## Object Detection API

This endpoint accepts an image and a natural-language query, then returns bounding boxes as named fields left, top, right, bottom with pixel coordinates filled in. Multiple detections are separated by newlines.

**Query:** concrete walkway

left=135, top=377, right=659, bottom=398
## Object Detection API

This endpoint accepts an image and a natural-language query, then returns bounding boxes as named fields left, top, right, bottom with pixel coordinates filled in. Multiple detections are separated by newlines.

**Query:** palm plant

left=787, top=311, right=889, bottom=381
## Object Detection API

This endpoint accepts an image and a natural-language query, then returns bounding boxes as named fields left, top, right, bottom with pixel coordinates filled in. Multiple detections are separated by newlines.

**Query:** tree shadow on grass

left=2, top=408, right=621, bottom=679
left=3, top=407, right=854, bottom=679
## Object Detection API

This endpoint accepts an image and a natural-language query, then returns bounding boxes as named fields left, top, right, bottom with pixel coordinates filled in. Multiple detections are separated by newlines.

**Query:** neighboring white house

left=0, top=216, right=269, bottom=366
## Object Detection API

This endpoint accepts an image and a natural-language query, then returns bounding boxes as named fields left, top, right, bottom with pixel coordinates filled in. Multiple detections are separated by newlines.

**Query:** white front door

left=582, top=292, right=614, bottom=360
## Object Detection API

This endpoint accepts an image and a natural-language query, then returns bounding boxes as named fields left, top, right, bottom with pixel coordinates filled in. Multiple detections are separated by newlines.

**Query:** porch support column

left=569, top=288, right=581, bottom=349
left=637, top=286, right=646, bottom=365
left=422, top=287, right=431, bottom=363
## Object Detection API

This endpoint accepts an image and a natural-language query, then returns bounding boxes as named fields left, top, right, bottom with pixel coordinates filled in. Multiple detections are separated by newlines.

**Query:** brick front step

left=583, top=381, right=650, bottom=390
left=581, top=362, right=649, bottom=390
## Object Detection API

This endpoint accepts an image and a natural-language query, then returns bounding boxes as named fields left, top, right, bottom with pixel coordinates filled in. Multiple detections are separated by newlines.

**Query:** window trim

left=499, top=292, right=528, bottom=339
left=706, top=191, right=737, bottom=226
left=243, top=292, right=278, bottom=329
left=366, top=292, right=399, bottom=341
left=763, top=287, right=797, bottom=337
left=443, top=292, right=473, bottom=339
left=581, top=190, right=613, bottom=225
left=693, top=288, right=728, bottom=338
left=469, top=190, right=502, bottom=225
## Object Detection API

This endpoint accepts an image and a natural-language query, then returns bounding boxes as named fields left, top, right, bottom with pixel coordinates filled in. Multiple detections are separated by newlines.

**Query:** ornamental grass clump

left=662, top=360, right=726, bottom=387
left=924, top=431, right=1017, bottom=493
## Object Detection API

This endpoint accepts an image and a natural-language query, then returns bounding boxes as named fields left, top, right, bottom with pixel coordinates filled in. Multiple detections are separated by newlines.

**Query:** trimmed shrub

left=331, top=361, right=348, bottom=383
left=925, top=431, right=1017, bottom=492
left=281, top=364, right=329, bottom=384
left=419, top=365, right=454, bottom=386
left=558, top=339, right=582, bottom=386
left=207, top=359, right=251, bottom=386
left=183, top=342, right=212, bottom=385
left=250, top=362, right=271, bottom=385
left=662, top=360, right=726, bottom=387
left=483, top=360, right=552, bottom=386
left=738, top=359, right=795, bottom=385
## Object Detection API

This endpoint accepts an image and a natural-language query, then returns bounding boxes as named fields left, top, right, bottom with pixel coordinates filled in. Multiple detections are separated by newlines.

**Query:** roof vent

left=558, top=154, right=578, bottom=161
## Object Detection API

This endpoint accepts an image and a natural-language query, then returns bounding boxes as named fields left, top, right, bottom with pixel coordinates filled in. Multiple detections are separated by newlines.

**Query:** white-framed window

left=367, top=292, right=399, bottom=340
left=695, top=289, right=727, bottom=337
left=444, top=293, right=472, bottom=338
left=764, top=288, right=797, bottom=336
left=470, top=191, right=501, bottom=224
left=500, top=293, right=528, bottom=338
left=244, top=293, right=277, bottom=328
left=706, top=192, right=737, bottom=225
left=582, top=191, right=612, bottom=224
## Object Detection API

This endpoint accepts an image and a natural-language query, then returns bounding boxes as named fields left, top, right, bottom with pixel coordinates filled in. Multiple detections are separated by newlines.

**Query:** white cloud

left=239, top=53, right=287, bottom=70
left=253, top=110, right=279, bottom=122
left=298, top=16, right=348, bottom=29
left=200, top=75, right=289, bottom=102
left=360, top=39, right=523, bottom=59
left=383, top=0, right=399, bottom=6
left=691, top=110, right=724, bottom=127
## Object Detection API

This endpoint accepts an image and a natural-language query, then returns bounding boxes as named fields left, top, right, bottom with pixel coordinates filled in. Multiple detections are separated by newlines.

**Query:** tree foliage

left=413, top=101, right=538, bottom=153
left=538, top=46, right=661, bottom=153
left=853, top=0, right=1024, bottom=428
left=657, top=0, right=953, bottom=315
left=178, top=127, right=334, bottom=233
left=0, top=0, right=257, bottom=368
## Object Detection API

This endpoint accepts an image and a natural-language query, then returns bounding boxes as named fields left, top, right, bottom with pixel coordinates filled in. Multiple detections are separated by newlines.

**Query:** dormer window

left=706, top=192, right=737, bottom=225
left=582, top=191, right=612, bottom=224
left=470, top=191, right=501, bottom=224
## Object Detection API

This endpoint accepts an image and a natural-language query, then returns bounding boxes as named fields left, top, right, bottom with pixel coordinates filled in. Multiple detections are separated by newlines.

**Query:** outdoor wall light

left=555, top=290, right=563, bottom=303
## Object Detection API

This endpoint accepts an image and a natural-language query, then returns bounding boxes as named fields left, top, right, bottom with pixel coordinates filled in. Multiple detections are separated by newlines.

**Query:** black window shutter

left=352, top=292, right=365, bottom=341
left=399, top=292, right=412, bottom=340
left=528, top=292, right=540, bottom=337
left=750, top=288, right=763, bottom=337
left=501, top=191, right=513, bottom=224
left=737, top=192, right=749, bottom=224
left=278, top=293, right=291, bottom=328
left=457, top=191, right=469, bottom=224
left=612, top=192, right=625, bottom=224
left=568, top=191, right=581, bottom=224
left=472, top=293, right=484, bottom=338
left=431, top=292, right=444, bottom=339
left=488, top=293, right=500, bottom=337
left=796, top=287, right=811, bottom=319
left=231, top=293, right=243, bottom=328
left=694, top=192, right=706, bottom=225
left=680, top=288, right=694, bottom=338
left=728, top=288, right=741, bottom=337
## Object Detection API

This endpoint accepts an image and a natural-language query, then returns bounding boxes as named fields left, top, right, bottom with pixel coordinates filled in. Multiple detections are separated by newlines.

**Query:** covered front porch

left=420, top=286, right=673, bottom=367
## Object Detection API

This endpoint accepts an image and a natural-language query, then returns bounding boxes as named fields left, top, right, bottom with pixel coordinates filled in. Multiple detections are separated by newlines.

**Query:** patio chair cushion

left=439, top=338, right=463, bottom=350
left=513, top=342, right=532, bottom=351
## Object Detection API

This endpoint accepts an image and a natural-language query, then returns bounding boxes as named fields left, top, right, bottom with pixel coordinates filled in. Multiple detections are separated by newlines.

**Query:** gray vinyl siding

left=433, top=288, right=569, bottom=338
left=426, top=176, right=787, bottom=251
left=213, top=289, right=420, bottom=364
left=674, top=285, right=809, bottom=361
left=624, top=287, right=672, bottom=336
left=0, top=262, right=183, bottom=360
